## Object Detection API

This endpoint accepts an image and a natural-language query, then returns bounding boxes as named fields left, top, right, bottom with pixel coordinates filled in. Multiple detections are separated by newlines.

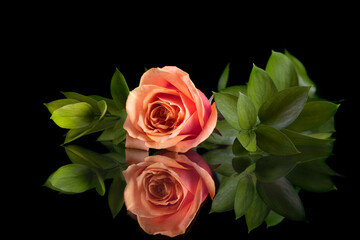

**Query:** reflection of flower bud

left=123, top=150, right=215, bottom=237
left=123, top=66, right=217, bottom=152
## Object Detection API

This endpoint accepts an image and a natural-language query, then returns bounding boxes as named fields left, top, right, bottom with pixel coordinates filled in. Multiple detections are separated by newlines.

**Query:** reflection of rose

left=123, top=66, right=217, bottom=153
left=123, top=150, right=215, bottom=237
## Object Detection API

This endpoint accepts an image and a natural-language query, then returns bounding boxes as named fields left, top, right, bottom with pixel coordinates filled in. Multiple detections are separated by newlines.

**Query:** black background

left=11, top=4, right=358, bottom=239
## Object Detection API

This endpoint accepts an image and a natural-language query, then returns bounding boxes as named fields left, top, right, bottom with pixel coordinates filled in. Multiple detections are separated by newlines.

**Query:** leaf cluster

left=44, top=68, right=129, bottom=145
left=202, top=50, right=340, bottom=232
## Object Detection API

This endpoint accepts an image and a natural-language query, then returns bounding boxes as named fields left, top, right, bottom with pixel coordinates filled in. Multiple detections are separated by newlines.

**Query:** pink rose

left=123, top=66, right=217, bottom=152
left=123, top=150, right=215, bottom=237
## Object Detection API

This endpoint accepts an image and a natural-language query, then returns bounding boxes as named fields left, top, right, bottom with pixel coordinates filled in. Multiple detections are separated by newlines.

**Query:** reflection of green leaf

left=255, top=125, right=299, bottom=155
left=265, top=51, right=298, bottom=91
left=235, top=175, right=255, bottom=219
left=218, top=63, right=230, bottom=91
left=258, top=86, right=310, bottom=129
left=247, top=64, right=277, bottom=112
left=245, top=189, right=269, bottom=233
left=210, top=174, right=241, bottom=213
left=44, top=164, right=96, bottom=194
left=108, top=172, right=126, bottom=218
left=265, top=210, right=285, bottom=228
left=213, top=92, right=241, bottom=130
left=287, top=101, right=339, bottom=132
left=257, top=177, right=305, bottom=221
left=255, top=155, right=297, bottom=182
left=287, top=159, right=339, bottom=192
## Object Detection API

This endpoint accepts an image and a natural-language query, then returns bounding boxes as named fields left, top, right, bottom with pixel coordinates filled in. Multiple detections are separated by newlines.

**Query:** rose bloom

left=123, top=66, right=217, bottom=152
left=123, top=150, right=215, bottom=237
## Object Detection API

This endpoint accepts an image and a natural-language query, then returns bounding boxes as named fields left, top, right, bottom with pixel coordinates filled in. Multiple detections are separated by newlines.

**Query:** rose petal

left=167, top=103, right=217, bottom=153
left=125, top=133, right=149, bottom=151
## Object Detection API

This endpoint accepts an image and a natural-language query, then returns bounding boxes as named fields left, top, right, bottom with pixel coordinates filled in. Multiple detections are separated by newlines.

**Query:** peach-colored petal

left=125, top=148, right=149, bottom=164
left=125, top=133, right=149, bottom=151
left=137, top=180, right=203, bottom=237
left=167, top=103, right=217, bottom=152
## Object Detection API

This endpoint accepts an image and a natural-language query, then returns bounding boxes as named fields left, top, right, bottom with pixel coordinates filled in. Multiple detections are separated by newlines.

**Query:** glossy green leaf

left=237, top=92, right=257, bottom=130
left=108, top=173, right=126, bottom=218
left=232, top=156, right=252, bottom=173
left=281, top=129, right=334, bottom=163
left=258, top=86, right=310, bottom=129
left=51, top=102, right=95, bottom=129
left=255, top=155, right=297, bottom=182
left=111, top=68, right=129, bottom=111
left=247, top=64, right=278, bottom=112
left=44, top=164, right=96, bottom=194
left=285, top=50, right=317, bottom=97
left=89, top=95, right=122, bottom=116
left=218, top=63, right=230, bottom=91
left=213, top=92, right=241, bottom=130
left=235, top=175, right=255, bottom=219
left=257, top=177, right=305, bottom=221
left=44, top=99, right=80, bottom=114
left=265, top=51, right=298, bottom=91
left=206, top=120, right=238, bottom=145
left=219, top=85, right=247, bottom=97
left=245, top=189, right=270, bottom=233
left=202, top=148, right=236, bottom=177
left=64, top=117, right=118, bottom=144
left=287, top=101, right=339, bottom=132
left=255, top=125, right=299, bottom=155
left=210, top=174, right=241, bottom=213
left=62, top=91, right=100, bottom=114
left=236, top=131, right=257, bottom=152
left=232, top=138, right=248, bottom=156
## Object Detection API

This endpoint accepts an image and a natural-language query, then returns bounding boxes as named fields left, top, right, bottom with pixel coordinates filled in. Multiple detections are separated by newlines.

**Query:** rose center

left=147, top=103, right=180, bottom=131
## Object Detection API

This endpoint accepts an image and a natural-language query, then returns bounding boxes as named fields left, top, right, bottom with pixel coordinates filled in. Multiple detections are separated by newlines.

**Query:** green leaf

left=210, top=174, right=241, bottom=213
left=202, top=148, right=236, bottom=177
left=219, top=85, right=247, bottom=97
left=44, top=99, right=80, bottom=114
left=206, top=120, right=238, bottom=145
left=108, top=173, right=126, bottom=218
left=247, top=64, right=278, bottom=112
left=287, top=101, right=339, bottom=132
left=265, top=51, right=298, bottom=91
left=65, top=145, right=118, bottom=170
left=258, top=86, right=310, bottom=129
left=213, top=92, right=241, bottom=130
left=44, top=164, right=96, bottom=194
left=257, top=177, right=306, bottom=221
left=235, top=175, right=255, bottom=219
left=245, top=189, right=270, bottom=233
left=255, top=155, right=297, bottom=182
left=62, top=92, right=100, bottom=114
left=232, top=138, right=248, bottom=156
left=255, top=124, right=299, bottom=155
left=218, top=63, right=230, bottom=91
left=265, top=210, right=285, bottom=228
left=89, top=95, right=122, bottom=116
left=232, top=156, right=252, bottom=173
left=64, top=117, right=118, bottom=144
left=287, top=159, right=338, bottom=192
left=237, top=92, right=257, bottom=130
left=51, top=102, right=95, bottom=129
left=285, top=50, right=317, bottom=97
left=236, top=131, right=257, bottom=152
left=111, top=68, right=129, bottom=111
